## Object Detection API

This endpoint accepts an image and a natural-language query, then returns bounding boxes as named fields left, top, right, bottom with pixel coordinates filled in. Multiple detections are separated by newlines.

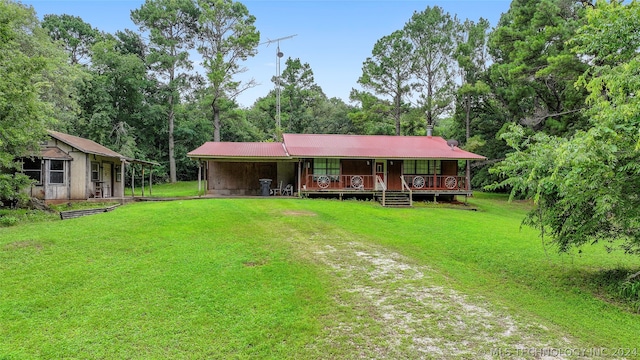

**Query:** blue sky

left=21, top=0, right=512, bottom=108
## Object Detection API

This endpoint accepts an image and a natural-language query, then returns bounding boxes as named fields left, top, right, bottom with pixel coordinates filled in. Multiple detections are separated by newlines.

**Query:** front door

left=387, top=160, right=402, bottom=190
left=375, top=161, right=385, bottom=190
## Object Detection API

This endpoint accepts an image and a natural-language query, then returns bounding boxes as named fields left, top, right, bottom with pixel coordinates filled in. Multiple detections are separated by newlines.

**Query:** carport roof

left=188, top=142, right=290, bottom=159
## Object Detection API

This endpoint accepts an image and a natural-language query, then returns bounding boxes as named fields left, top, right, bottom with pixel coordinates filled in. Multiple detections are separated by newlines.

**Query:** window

left=313, top=158, right=340, bottom=176
left=91, top=162, right=100, bottom=182
left=115, top=165, right=122, bottom=182
left=22, top=158, right=42, bottom=184
left=313, top=158, right=340, bottom=182
left=49, top=160, right=65, bottom=184
left=405, top=160, right=440, bottom=174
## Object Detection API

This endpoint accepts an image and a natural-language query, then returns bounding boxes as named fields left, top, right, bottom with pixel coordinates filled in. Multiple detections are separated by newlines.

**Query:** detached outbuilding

left=188, top=134, right=486, bottom=205
left=20, top=130, right=155, bottom=204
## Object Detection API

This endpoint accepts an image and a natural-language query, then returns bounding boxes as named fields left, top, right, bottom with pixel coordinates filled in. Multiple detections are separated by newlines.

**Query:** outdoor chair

left=282, top=184, right=294, bottom=196
left=270, top=181, right=283, bottom=196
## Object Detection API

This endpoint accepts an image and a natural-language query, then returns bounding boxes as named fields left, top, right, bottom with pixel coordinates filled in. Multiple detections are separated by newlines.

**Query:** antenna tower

left=260, top=34, right=297, bottom=135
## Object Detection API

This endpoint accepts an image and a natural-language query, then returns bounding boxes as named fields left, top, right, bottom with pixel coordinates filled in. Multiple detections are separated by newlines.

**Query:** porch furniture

left=270, top=180, right=283, bottom=195
left=94, top=181, right=104, bottom=198
left=282, top=184, right=294, bottom=196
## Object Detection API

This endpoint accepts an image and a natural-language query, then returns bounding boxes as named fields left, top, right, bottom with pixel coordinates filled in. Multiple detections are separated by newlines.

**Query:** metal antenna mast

left=261, top=34, right=297, bottom=135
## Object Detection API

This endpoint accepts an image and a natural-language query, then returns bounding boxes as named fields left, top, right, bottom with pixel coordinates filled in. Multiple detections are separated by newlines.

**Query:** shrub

left=0, top=215, right=18, bottom=227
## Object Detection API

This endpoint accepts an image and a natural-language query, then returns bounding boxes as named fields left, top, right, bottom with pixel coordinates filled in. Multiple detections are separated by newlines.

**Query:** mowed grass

left=125, top=180, right=205, bottom=198
left=1, top=194, right=639, bottom=358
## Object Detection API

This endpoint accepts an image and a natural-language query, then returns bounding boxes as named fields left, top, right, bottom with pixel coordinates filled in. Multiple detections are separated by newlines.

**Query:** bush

left=0, top=215, right=18, bottom=227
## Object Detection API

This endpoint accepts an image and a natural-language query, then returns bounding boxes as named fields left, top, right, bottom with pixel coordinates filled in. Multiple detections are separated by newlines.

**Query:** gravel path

left=303, top=234, right=576, bottom=359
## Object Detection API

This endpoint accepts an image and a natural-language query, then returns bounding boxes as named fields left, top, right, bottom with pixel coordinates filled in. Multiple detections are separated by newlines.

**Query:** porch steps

left=378, top=192, right=412, bottom=207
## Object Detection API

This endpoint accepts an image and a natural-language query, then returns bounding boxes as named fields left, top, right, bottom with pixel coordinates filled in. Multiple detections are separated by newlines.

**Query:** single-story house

left=187, top=133, right=486, bottom=205
left=20, top=130, right=156, bottom=203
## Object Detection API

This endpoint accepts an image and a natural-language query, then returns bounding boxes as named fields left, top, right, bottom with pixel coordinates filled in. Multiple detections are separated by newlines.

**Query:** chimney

left=427, top=125, right=433, bottom=138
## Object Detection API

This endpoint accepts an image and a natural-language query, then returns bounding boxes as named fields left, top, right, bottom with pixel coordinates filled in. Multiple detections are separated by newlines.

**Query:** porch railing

left=402, top=175, right=468, bottom=191
left=400, top=176, right=413, bottom=207
left=302, top=174, right=468, bottom=192
left=304, top=174, right=374, bottom=191
left=376, top=175, right=386, bottom=206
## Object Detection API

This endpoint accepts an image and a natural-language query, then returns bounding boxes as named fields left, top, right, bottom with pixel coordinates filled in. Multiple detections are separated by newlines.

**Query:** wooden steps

left=378, top=192, right=412, bottom=207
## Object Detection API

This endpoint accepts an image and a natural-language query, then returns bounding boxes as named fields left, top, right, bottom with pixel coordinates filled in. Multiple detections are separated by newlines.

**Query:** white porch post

left=131, top=164, right=135, bottom=198
left=198, top=160, right=202, bottom=196
left=120, top=159, right=125, bottom=199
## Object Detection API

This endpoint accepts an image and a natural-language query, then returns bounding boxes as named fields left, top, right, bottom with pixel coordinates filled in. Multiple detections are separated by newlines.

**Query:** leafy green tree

left=131, top=0, right=199, bottom=183
left=197, top=0, right=260, bottom=142
left=489, top=1, right=640, bottom=255
left=277, top=57, right=325, bottom=134
left=358, top=30, right=414, bottom=135
left=41, top=13, right=101, bottom=65
left=247, top=93, right=279, bottom=140
left=454, top=18, right=491, bottom=186
left=76, top=36, right=151, bottom=158
left=404, top=6, right=458, bottom=131
left=0, top=0, right=76, bottom=204
left=488, top=0, right=588, bottom=135
left=306, top=97, right=357, bottom=135
left=348, top=89, right=395, bottom=135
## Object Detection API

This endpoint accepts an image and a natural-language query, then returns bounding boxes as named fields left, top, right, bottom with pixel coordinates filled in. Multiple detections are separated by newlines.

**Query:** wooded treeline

left=2, top=0, right=639, bottom=252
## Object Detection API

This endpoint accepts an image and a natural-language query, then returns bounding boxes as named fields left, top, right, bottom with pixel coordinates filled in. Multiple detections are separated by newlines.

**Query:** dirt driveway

left=303, top=234, right=577, bottom=359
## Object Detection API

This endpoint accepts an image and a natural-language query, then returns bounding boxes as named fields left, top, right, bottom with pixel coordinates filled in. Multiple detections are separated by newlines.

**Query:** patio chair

left=282, top=184, right=294, bottom=196
left=270, top=181, right=283, bottom=196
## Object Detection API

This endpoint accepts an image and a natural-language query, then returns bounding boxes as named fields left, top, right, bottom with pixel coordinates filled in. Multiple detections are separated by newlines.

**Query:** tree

left=404, top=6, right=458, bottom=132
left=196, top=0, right=260, bottom=142
left=489, top=1, right=640, bottom=255
left=41, top=13, right=101, bottom=65
left=348, top=89, right=395, bottom=135
left=0, top=1, right=76, bottom=204
left=487, top=0, right=588, bottom=135
left=131, top=0, right=199, bottom=183
left=277, top=57, right=325, bottom=134
left=358, top=30, right=414, bottom=135
left=77, top=35, right=150, bottom=158
left=454, top=18, right=491, bottom=187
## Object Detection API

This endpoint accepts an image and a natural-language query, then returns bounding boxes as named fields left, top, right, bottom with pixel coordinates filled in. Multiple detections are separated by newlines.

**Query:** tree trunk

left=394, top=94, right=401, bottom=136
left=212, top=101, right=221, bottom=142
left=465, top=93, right=471, bottom=189
left=168, top=93, right=177, bottom=183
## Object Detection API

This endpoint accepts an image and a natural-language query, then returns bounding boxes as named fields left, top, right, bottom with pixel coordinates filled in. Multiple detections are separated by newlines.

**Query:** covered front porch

left=298, top=158, right=471, bottom=206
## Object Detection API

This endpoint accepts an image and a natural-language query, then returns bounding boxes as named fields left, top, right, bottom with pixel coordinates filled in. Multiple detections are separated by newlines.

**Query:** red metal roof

left=282, top=134, right=486, bottom=160
left=188, top=142, right=290, bottom=158
left=187, top=134, right=486, bottom=160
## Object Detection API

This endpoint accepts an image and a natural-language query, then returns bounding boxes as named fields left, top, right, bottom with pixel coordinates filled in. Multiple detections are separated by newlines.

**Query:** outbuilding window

left=49, top=160, right=65, bottom=184
left=91, top=162, right=100, bottom=182
left=22, top=158, right=42, bottom=185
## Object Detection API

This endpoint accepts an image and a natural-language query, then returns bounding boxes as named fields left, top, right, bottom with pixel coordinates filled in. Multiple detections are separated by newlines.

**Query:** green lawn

left=1, top=193, right=638, bottom=358
left=125, top=180, right=206, bottom=198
